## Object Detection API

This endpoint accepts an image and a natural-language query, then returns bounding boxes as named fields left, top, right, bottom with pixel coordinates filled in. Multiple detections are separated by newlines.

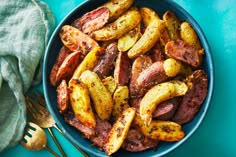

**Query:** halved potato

left=102, top=76, right=117, bottom=95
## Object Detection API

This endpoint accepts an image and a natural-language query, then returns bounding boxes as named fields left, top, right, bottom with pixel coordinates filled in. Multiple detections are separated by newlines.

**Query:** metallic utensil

left=25, top=89, right=89, bottom=157
left=21, top=122, right=60, bottom=157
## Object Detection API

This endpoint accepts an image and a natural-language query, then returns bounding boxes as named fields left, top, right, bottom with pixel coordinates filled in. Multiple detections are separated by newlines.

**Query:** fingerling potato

left=69, top=79, right=96, bottom=128
left=102, top=76, right=117, bottom=95
left=105, top=107, right=136, bottom=155
left=128, top=7, right=165, bottom=59
left=140, top=81, right=188, bottom=126
left=133, top=115, right=185, bottom=141
left=56, top=80, right=69, bottom=114
left=91, top=7, right=141, bottom=41
left=79, top=70, right=114, bottom=120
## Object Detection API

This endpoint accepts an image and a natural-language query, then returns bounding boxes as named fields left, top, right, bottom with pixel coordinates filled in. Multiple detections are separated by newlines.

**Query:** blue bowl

left=43, top=0, right=214, bottom=156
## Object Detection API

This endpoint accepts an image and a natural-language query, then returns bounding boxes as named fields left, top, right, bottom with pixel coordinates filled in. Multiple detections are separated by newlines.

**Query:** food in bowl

left=45, top=0, right=212, bottom=156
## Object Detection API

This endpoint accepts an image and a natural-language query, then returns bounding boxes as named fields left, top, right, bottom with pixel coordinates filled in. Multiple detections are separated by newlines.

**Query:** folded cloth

left=0, top=0, right=55, bottom=151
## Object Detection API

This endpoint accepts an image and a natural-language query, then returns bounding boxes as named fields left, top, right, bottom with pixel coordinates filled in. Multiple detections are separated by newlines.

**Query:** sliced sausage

left=72, top=7, right=109, bottom=34
left=172, top=70, right=208, bottom=124
left=93, top=42, right=119, bottom=79
left=50, top=46, right=72, bottom=86
left=165, top=39, right=201, bottom=67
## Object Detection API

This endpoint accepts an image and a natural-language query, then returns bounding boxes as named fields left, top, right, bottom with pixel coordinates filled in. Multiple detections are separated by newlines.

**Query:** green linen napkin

left=0, top=0, right=55, bottom=151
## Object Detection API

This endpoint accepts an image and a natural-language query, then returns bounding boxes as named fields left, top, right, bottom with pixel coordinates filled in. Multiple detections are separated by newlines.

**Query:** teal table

left=1, top=0, right=236, bottom=156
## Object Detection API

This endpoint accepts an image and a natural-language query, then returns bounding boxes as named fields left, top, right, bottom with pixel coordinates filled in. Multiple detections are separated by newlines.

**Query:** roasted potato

left=112, top=86, right=130, bottom=120
left=105, top=107, right=136, bottom=155
left=60, top=25, right=99, bottom=55
left=70, top=46, right=103, bottom=83
left=139, top=80, right=188, bottom=126
left=133, top=115, right=185, bottom=141
left=102, top=0, right=134, bottom=22
left=69, top=79, right=96, bottom=128
left=163, top=58, right=182, bottom=77
left=118, top=24, right=141, bottom=52
left=180, top=22, right=202, bottom=50
left=91, top=7, right=141, bottom=41
left=79, top=70, right=114, bottom=120
left=102, top=76, right=117, bottom=95
left=127, top=7, right=165, bottom=59
left=56, top=80, right=69, bottom=114
left=56, top=51, right=81, bottom=85
left=163, top=10, right=181, bottom=40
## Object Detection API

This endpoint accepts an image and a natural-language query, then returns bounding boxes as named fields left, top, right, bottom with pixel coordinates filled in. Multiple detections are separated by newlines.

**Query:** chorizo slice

left=172, top=70, right=208, bottom=124
left=72, top=7, right=109, bottom=34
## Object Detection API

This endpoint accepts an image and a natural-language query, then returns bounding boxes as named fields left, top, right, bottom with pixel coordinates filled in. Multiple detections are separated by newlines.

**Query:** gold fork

left=25, top=89, right=89, bottom=157
left=21, top=122, right=60, bottom=157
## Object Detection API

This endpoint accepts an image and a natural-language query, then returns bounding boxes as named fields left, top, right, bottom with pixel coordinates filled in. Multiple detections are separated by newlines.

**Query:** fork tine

left=26, top=95, right=46, bottom=115
left=25, top=127, right=35, bottom=135
left=25, top=96, right=39, bottom=116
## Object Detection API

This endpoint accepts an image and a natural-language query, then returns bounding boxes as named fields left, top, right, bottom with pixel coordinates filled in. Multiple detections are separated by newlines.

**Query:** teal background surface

left=1, top=0, right=236, bottom=157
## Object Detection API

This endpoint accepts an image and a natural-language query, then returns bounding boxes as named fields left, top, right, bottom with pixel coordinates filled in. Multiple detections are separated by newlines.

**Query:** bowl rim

left=43, top=0, right=214, bottom=156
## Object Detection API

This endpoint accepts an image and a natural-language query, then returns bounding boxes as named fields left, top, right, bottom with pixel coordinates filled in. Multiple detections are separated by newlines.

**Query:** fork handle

left=53, top=124, right=90, bottom=157
left=48, top=128, right=67, bottom=157
left=44, top=145, right=60, bottom=157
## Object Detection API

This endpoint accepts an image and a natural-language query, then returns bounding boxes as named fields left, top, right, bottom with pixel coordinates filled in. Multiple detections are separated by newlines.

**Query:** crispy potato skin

left=69, top=79, right=96, bottom=128
left=105, top=107, right=136, bottom=155
left=72, top=7, right=109, bottom=34
left=127, top=7, right=165, bottom=59
left=103, top=0, right=134, bottom=22
left=56, top=51, right=81, bottom=85
left=133, top=115, right=185, bottom=141
left=112, top=86, right=130, bottom=120
left=50, top=46, right=72, bottom=86
left=56, top=80, right=69, bottom=114
left=163, top=10, right=181, bottom=40
left=70, top=46, right=103, bottom=82
left=139, top=81, right=188, bottom=126
left=91, top=7, right=141, bottom=41
left=60, top=25, right=99, bottom=54
left=79, top=70, right=114, bottom=120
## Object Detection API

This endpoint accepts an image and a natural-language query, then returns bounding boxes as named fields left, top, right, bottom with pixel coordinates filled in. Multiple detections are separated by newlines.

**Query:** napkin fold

left=0, top=0, right=55, bottom=151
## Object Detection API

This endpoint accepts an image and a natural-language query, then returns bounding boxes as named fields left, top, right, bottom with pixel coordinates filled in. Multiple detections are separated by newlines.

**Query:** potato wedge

left=102, top=76, right=117, bottom=95
left=118, top=24, right=141, bottom=52
left=60, top=25, right=99, bottom=55
left=70, top=46, right=103, bottom=83
left=103, top=0, right=134, bottom=22
left=105, top=107, right=136, bottom=155
left=69, top=79, right=96, bottom=128
left=91, top=7, right=141, bottom=41
left=79, top=70, right=114, bottom=120
left=140, top=81, right=188, bottom=126
left=163, top=11, right=181, bottom=40
left=56, top=51, right=81, bottom=85
left=133, top=115, right=184, bottom=141
left=180, top=22, right=202, bottom=50
left=112, top=86, right=130, bottom=120
left=128, top=7, right=165, bottom=59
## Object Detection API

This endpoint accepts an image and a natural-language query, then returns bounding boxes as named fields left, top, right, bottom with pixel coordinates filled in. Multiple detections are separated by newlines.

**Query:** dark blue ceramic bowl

left=43, top=0, right=214, bottom=156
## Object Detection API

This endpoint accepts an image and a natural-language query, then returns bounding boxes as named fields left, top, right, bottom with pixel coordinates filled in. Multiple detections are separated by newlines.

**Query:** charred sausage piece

left=172, top=70, right=208, bottom=124
left=136, top=61, right=168, bottom=92
left=165, top=39, right=201, bottom=67
left=50, top=46, right=72, bottom=86
left=153, top=97, right=182, bottom=120
left=114, top=51, right=131, bottom=86
left=56, top=80, right=69, bottom=114
left=56, top=51, right=81, bottom=85
left=149, top=41, right=165, bottom=62
left=122, top=129, right=159, bottom=152
left=72, top=7, right=109, bottom=34
left=129, top=56, right=152, bottom=98
left=64, top=111, right=95, bottom=138
left=93, top=42, right=119, bottom=79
